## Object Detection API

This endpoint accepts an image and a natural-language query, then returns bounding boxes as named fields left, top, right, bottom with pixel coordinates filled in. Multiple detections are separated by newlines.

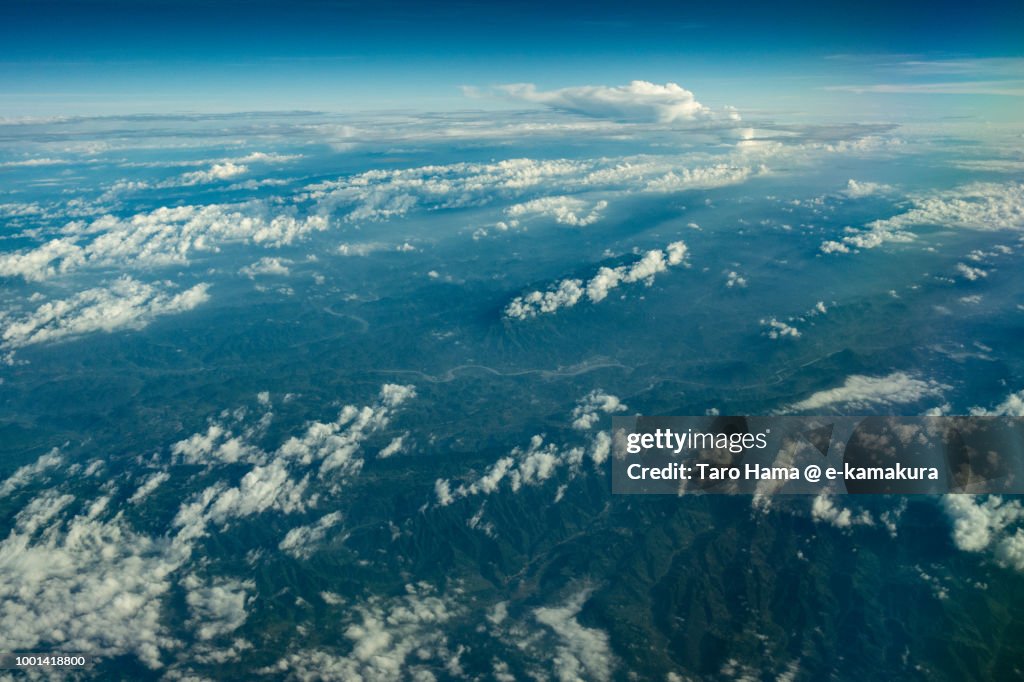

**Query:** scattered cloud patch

left=955, top=263, right=988, bottom=281
left=843, top=179, right=893, bottom=198
left=571, top=391, right=627, bottom=430
left=761, top=318, right=800, bottom=339
left=278, top=512, right=344, bottom=560
left=505, top=241, right=688, bottom=319
left=240, top=256, right=292, bottom=277
left=0, top=447, right=64, bottom=497
left=183, top=574, right=254, bottom=641
left=969, top=390, right=1024, bottom=416
left=177, top=162, right=248, bottom=186
left=725, top=271, right=747, bottom=288
left=533, top=589, right=615, bottom=682
left=811, top=493, right=874, bottom=529
left=261, top=584, right=461, bottom=681
left=787, top=372, right=949, bottom=412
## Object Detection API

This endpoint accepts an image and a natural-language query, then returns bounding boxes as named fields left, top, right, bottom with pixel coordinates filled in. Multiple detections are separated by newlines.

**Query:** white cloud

left=534, top=589, right=615, bottom=682
left=811, top=493, right=874, bottom=529
left=827, top=81, right=1024, bottom=96
left=337, top=242, right=389, bottom=256
left=278, top=512, right=344, bottom=560
left=956, top=263, right=988, bottom=281
left=505, top=241, right=687, bottom=319
left=240, top=257, right=291, bottom=277
left=497, top=81, right=717, bottom=124
left=725, top=271, right=747, bottom=288
left=128, top=472, right=170, bottom=504
left=303, top=154, right=760, bottom=230
left=0, top=447, right=64, bottom=497
left=506, top=196, right=608, bottom=226
left=183, top=574, right=254, bottom=641
left=0, top=491, right=189, bottom=669
left=173, top=385, right=414, bottom=544
left=175, top=162, right=248, bottom=187
left=378, top=435, right=406, bottom=459
left=969, top=390, right=1024, bottom=416
left=643, top=164, right=759, bottom=192
left=199, top=461, right=312, bottom=527
left=261, top=584, right=460, bottom=681
left=434, top=479, right=454, bottom=507
left=275, top=384, right=416, bottom=476
left=843, top=179, right=893, bottom=198
left=1, top=277, right=210, bottom=356
left=0, top=203, right=329, bottom=282
left=943, top=495, right=1024, bottom=572
left=571, top=391, right=627, bottom=430
left=172, top=423, right=262, bottom=466
left=505, top=279, right=584, bottom=319
left=0, top=383, right=417, bottom=672
left=761, top=318, right=800, bottom=339
left=437, top=434, right=583, bottom=505
left=589, top=431, right=612, bottom=466
left=787, top=372, right=950, bottom=412
left=823, top=182, right=1024, bottom=254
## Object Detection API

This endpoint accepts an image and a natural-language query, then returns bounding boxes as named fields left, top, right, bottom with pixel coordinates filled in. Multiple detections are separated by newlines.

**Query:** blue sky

left=1, top=0, right=1022, bottom=117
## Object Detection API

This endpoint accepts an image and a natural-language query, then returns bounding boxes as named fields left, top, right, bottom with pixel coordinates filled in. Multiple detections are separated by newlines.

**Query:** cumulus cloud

left=178, top=460, right=312, bottom=536
left=1, top=277, right=209, bottom=356
left=968, top=390, right=1024, bottom=416
left=276, top=384, right=416, bottom=476
left=761, top=317, right=800, bottom=339
left=956, top=262, right=988, bottom=281
left=436, top=434, right=584, bottom=506
left=811, top=493, right=874, bottom=529
left=571, top=391, right=627, bottom=430
left=505, top=241, right=688, bottom=319
left=943, top=495, right=1024, bottom=572
left=843, top=179, right=893, bottom=198
left=787, top=372, right=950, bottom=412
left=172, top=422, right=262, bottom=466
left=176, top=162, right=249, bottom=186
left=725, top=270, right=747, bottom=288
left=506, top=196, right=608, bottom=226
left=183, top=574, right=254, bottom=641
left=378, top=435, right=406, bottom=459
left=240, top=256, right=291, bottom=277
left=497, top=81, right=717, bottom=124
